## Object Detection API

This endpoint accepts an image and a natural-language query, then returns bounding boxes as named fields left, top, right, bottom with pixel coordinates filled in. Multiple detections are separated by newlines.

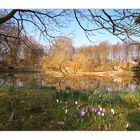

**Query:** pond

left=0, top=72, right=140, bottom=92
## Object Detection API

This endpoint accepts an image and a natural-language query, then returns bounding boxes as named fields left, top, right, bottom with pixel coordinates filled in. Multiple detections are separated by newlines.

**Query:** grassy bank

left=0, top=86, right=139, bottom=130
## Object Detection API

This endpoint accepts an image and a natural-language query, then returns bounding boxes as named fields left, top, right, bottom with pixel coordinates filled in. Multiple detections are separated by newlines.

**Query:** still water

left=0, top=72, right=140, bottom=92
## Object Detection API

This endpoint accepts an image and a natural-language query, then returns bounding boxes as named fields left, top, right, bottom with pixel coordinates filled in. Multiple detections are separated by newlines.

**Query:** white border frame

left=0, top=1, right=140, bottom=140
left=0, top=0, right=140, bottom=9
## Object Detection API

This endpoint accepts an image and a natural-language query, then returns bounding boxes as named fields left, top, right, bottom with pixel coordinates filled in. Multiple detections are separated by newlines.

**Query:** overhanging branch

left=0, top=9, right=18, bottom=24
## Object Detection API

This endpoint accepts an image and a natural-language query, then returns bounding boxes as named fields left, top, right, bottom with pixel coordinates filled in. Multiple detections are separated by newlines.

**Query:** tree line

left=1, top=9, right=140, bottom=73
left=42, top=37, right=140, bottom=75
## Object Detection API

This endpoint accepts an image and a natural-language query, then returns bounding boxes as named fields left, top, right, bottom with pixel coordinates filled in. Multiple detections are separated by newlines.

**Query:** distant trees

left=1, top=9, right=140, bottom=73
left=42, top=37, right=74, bottom=74
left=132, top=61, right=140, bottom=84
left=131, top=16, right=140, bottom=82
left=97, top=42, right=110, bottom=68
left=41, top=39, right=140, bottom=75
left=73, top=46, right=95, bottom=71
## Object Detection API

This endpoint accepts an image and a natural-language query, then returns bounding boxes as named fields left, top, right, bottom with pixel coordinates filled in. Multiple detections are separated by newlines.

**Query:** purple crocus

left=98, top=107, right=106, bottom=113
left=98, top=110, right=105, bottom=116
left=109, top=116, right=113, bottom=123
left=80, top=107, right=88, bottom=117
left=92, top=108, right=98, bottom=113
left=80, top=111, right=86, bottom=116
left=82, top=107, right=88, bottom=113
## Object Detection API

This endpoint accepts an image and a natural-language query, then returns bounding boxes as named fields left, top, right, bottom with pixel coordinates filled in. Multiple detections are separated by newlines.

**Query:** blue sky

left=72, top=27, right=121, bottom=47
left=25, top=10, right=122, bottom=48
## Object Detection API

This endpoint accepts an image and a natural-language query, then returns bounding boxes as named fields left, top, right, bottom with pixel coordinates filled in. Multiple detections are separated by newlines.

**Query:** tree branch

left=0, top=9, right=18, bottom=24
left=102, top=9, right=116, bottom=34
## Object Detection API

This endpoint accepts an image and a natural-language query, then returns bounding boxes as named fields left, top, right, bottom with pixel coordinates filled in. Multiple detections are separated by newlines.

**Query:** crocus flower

left=75, top=101, right=78, bottom=105
left=102, top=109, right=105, bottom=113
left=101, top=112, right=105, bottom=117
left=65, top=109, right=68, bottom=114
left=125, top=123, right=129, bottom=129
left=111, top=109, right=115, bottom=115
left=80, top=107, right=88, bottom=116
left=56, top=99, right=59, bottom=103
left=92, top=108, right=98, bottom=113
left=98, top=111, right=101, bottom=116
left=81, top=111, right=86, bottom=116
left=99, top=107, right=103, bottom=112
left=82, top=107, right=88, bottom=113
left=109, top=116, right=113, bottom=123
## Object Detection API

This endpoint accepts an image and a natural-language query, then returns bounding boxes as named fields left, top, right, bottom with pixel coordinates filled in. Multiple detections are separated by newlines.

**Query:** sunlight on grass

left=0, top=86, right=139, bottom=130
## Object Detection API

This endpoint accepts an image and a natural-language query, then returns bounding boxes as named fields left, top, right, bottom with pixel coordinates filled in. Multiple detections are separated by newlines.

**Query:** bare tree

left=1, top=9, right=140, bottom=71
left=73, top=9, right=140, bottom=42
left=97, top=41, right=110, bottom=68
left=1, top=9, right=140, bottom=44
left=42, top=37, right=74, bottom=74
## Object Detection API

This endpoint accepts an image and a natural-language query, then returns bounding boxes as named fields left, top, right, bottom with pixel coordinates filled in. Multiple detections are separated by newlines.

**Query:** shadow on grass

left=126, top=110, right=140, bottom=130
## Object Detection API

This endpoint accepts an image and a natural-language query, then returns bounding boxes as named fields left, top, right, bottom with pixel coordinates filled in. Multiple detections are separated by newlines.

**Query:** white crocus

left=98, top=111, right=101, bottom=116
left=111, top=109, right=115, bottom=115
left=65, top=109, right=68, bottom=114
left=101, top=113, right=105, bottom=117
left=99, top=107, right=103, bottom=112
left=75, top=101, right=78, bottom=105
left=103, top=109, right=105, bottom=113
left=126, top=123, right=129, bottom=129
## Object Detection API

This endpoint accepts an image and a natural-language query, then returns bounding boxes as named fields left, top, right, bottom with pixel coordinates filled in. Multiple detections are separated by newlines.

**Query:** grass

left=0, top=86, right=139, bottom=130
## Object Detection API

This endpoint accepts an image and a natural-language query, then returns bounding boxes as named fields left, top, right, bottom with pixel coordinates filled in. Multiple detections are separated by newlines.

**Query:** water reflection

left=0, top=72, right=140, bottom=92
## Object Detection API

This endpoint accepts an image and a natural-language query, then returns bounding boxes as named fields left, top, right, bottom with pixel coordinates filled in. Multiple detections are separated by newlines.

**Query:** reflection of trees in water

left=132, top=76, right=140, bottom=91
left=132, top=61, right=140, bottom=86
left=133, top=74, right=140, bottom=85
left=133, top=76, right=140, bottom=85
left=42, top=75, right=138, bottom=92
left=111, top=77, right=135, bottom=91
left=0, top=73, right=139, bottom=92
left=0, top=73, right=16, bottom=87
left=0, top=73, right=43, bottom=87
left=42, top=76, right=101, bottom=91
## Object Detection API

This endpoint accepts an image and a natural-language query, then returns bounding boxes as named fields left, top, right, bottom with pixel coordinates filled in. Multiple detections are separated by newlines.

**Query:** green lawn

left=0, top=86, right=139, bottom=130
